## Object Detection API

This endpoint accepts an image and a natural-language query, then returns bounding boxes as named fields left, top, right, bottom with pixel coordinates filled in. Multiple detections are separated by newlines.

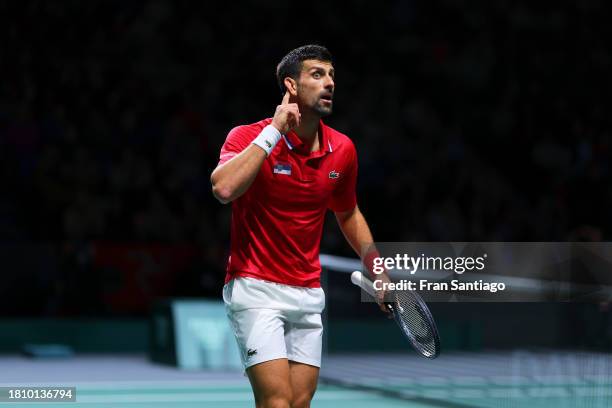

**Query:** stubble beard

left=313, top=100, right=333, bottom=117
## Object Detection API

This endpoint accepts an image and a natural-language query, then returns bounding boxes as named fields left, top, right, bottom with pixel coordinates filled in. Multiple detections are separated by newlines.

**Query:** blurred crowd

left=1, top=1, right=610, bottom=313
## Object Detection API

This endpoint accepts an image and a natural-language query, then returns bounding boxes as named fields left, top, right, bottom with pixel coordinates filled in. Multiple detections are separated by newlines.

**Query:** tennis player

left=211, top=44, right=384, bottom=408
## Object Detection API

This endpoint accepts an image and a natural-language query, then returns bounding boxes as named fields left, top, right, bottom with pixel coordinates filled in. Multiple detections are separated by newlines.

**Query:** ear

left=284, top=78, right=298, bottom=96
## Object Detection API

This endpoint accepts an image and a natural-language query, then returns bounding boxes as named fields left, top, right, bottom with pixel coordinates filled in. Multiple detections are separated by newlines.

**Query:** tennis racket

left=351, top=271, right=441, bottom=358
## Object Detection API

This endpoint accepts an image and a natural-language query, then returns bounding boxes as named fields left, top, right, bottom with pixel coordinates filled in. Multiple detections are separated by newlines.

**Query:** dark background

left=0, top=1, right=610, bottom=318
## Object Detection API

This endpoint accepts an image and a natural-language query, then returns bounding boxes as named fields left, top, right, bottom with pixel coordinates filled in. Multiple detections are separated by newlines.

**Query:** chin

left=314, top=105, right=333, bottom=117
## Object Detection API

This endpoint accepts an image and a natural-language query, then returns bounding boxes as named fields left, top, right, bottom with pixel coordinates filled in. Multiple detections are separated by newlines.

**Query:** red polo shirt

left=217, top=118, right=358, bottom=288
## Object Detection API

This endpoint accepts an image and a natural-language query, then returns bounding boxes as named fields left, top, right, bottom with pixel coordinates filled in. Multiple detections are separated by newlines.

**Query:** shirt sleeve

left=218, top=126, right=254, bottom=166
left=328, top=142, right=358, bottom=212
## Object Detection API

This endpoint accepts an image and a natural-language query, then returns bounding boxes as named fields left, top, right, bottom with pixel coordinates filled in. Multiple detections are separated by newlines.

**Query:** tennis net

left=320, top=253, right=612, bottom=408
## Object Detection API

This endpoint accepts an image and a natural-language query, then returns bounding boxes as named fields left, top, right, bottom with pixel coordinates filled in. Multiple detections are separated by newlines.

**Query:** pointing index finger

left=281, top=90, right=291, bottom=105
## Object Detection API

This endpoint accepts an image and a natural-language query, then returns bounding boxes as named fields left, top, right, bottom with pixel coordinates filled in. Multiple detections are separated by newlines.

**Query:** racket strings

left=394, top=291, right=438, bottom=357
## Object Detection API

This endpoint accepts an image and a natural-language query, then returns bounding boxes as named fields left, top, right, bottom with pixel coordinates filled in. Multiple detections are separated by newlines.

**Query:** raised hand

left=271, top=90, right=301, bottom=134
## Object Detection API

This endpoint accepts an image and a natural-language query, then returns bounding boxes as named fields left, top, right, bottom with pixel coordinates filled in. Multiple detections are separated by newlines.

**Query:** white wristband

left=251, top=125, right=282, bottom=156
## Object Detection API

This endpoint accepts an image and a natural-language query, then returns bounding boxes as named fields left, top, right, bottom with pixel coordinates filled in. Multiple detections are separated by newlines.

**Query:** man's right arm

left=210, top=90, right=300, bottom=204
left=210, top=143, right=268, bottom=204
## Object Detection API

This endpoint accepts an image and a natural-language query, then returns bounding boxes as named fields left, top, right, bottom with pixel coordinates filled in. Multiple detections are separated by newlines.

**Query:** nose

left=324, top=75, right=334, bottom=91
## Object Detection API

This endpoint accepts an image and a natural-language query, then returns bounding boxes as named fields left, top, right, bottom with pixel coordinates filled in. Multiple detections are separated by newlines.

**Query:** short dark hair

left=276, top=45, right=333, bottom=94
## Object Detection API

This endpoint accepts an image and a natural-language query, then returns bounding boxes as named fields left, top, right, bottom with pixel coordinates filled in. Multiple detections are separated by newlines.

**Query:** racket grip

left=350, top=271, right=363, bottom=286
left=351, top=271, right=377, bottom=298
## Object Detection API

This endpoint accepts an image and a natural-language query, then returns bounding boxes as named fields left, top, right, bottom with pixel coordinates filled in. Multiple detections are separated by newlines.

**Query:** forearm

left=337, top=207, right=390, bottom=312
left=212, top=92, right=300, bottom=204
left=210, top=145, right=267, bottom=204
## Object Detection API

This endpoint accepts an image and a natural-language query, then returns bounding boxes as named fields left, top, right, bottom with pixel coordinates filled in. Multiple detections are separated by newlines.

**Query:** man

left=211, top=45, right=384, bottom=408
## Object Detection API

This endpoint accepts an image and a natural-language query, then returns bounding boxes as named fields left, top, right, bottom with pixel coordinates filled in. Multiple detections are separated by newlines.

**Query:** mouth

left=320, top=93, right=333, bottom=104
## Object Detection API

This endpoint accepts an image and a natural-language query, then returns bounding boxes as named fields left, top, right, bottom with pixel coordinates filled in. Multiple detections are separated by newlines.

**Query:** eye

left=312, top=72, right=321, bottom=79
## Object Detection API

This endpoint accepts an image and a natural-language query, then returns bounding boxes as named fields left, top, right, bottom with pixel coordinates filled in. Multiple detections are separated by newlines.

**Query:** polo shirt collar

left=283, top=120, right=333, bottom=156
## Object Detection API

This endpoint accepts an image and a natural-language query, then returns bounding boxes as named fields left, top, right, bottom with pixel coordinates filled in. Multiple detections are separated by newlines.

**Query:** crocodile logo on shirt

left=247, top=348, right=258, bottom=358
left=329, top=170, right=340, bottom=179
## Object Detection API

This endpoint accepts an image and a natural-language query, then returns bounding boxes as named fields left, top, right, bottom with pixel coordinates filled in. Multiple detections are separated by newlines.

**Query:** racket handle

left=351, top=271, right=377, bottom=298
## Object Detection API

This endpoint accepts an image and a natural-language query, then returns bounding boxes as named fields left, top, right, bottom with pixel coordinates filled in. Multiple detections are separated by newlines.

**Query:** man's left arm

left=334, top=205, right=373, bottom=256
left=335, top=206, right=389, bottom=312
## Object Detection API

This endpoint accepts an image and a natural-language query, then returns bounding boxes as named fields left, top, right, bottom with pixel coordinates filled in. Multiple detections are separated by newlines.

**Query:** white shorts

left=223, top=276, right=325, bottom=370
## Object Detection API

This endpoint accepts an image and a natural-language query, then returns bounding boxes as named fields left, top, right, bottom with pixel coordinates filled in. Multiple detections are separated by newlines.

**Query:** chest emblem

left=329, top=170, right=340, bottom=179
left=273, top=162, right=292, bottom=175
